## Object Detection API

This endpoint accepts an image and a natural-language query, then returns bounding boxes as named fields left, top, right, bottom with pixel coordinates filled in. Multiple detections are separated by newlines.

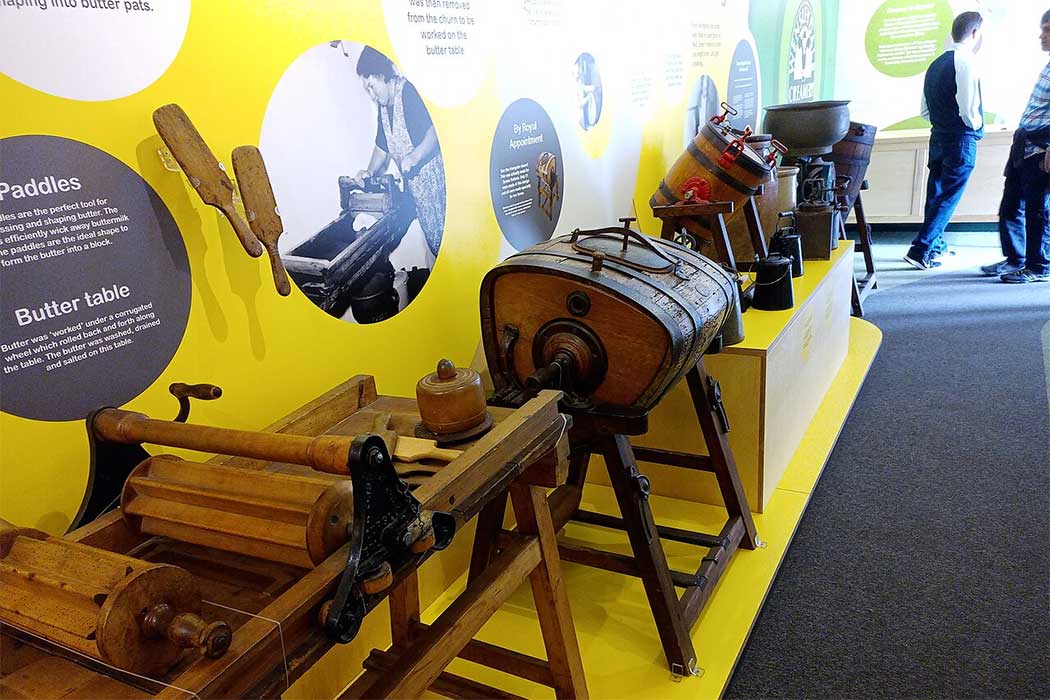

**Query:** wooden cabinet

left=853, top=128, right=1013, bottom=224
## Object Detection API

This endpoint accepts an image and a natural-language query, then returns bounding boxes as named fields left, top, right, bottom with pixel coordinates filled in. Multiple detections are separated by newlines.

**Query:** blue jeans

left=998, top=153, right=1050, bottom=275
left=909, top=135, right=978, bottom=259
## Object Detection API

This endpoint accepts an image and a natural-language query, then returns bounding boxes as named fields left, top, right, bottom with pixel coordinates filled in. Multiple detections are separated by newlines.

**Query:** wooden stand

left=473, top=359, right=759, bottom=678
left=838, top=182, right=878, bottom=317
left=344, top=480, right=586, bottom=700
left=0, top=376, right=586, bottom=700
left=652, top=196, right=768, bottom=272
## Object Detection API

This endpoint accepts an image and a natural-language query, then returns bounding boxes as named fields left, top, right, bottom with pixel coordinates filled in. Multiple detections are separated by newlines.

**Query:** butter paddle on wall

left=152, top=104, right=264, bottom=258
left=231, top=145, right=292, bottom=296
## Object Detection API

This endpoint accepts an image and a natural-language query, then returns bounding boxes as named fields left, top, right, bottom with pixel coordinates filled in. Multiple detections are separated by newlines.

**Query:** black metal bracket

left=73, top=407, right=150, bottom=530
left=324, top=434, right=455, bottom=643
left=706, top=377, right=731, bottom=433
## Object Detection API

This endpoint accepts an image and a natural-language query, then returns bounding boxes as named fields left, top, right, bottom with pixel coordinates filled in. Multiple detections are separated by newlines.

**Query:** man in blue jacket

left=981, top=9, right=1050, bottom=283
left=904, top=12, right=984, bottom=270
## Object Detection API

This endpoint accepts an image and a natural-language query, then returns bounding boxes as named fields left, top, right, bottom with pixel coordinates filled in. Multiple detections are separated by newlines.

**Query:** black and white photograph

left=574, top=52, right=603, bottom=131
left=260, top=40, right=446, bottom=324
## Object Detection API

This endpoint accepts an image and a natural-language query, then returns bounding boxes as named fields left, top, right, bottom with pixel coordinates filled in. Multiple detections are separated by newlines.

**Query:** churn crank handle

left=169, top=382, right=222, bottom=422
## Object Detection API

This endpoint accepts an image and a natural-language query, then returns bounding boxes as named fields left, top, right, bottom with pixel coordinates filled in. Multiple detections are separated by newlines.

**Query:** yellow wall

left=0, top=1, right=753, bottom=532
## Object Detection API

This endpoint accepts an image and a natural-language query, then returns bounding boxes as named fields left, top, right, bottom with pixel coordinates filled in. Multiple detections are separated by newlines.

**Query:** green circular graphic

left=865, top=0, right=953, bottom=78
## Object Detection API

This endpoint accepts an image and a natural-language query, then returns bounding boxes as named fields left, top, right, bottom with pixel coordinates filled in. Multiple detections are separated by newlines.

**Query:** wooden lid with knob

left=416, top=359, right=490, bottom=437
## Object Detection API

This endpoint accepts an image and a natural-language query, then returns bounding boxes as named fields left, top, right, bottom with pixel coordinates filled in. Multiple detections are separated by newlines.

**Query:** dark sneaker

left=1000, top=268, right=1050, bottom=283
left=981, top=259, right=1024, bottom=276
left=902, top=251, right=942, bottom=270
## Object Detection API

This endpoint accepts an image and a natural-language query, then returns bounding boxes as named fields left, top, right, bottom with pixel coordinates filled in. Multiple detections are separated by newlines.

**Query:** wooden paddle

left=231, top=146, right=291, bottom=295
left=372, top=413, right=462, bottom=463
left=152, top=104, right=264, bottom=258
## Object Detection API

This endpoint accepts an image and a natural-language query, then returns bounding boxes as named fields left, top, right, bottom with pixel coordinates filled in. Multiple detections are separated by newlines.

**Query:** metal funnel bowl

left=762, top=100, right=851, bottom=157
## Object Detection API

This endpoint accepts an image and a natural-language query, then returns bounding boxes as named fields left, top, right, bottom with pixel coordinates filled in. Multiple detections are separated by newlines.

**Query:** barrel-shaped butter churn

left=480, top=221, right=737, bottom=413
left=827, top=121, right=877, bottom=213
left=651, top=108, right=777, bottom=210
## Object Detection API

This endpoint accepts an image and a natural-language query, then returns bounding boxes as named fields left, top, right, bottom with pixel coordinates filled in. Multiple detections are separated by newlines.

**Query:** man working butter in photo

left=904, top=11, right=984, bottom=271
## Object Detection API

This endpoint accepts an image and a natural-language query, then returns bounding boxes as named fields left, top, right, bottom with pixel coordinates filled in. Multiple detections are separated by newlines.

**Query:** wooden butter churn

left=476, top=217, right=760, bottom=678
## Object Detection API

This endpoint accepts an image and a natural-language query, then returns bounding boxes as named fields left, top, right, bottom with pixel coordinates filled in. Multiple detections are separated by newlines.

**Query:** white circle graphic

left=381, top=0, right=492, bottom=106
left=0, top=0, right=190, bottom=102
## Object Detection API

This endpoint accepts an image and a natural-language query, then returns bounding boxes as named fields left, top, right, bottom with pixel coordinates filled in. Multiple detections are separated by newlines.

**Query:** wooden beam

left=389, top=570, right=420, bottom=647
left=361, top=536, right=541, bottom=699
left=556, top=539, right=699, bottom=589
left=572, top=509, right=725, bottom=549
left=630, top=446, right=713, bottom=473
left=509, top=483, right=588, bottom=699
left=678, top=516, right=744, bottom=627
left=361, top=649, right=528, bottom=700
left=416, top=391, right=563, bottom=518
left=410, top=622, right=554, bottom=688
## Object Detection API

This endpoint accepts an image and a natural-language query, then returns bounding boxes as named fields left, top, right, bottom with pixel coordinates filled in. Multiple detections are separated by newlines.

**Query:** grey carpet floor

left=725, top=240, right=1050, bottom=700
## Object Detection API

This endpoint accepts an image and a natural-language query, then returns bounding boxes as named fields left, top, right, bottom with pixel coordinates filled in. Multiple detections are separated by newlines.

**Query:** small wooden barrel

left=651, top=122, right=773, bottom=209
left=0, top=520, right=229, bottom=676
left=121, top=456, right=354, bottom=569
left=481, top=228, right=736, bottom=411
left=827, top=122, right=877, bottom=213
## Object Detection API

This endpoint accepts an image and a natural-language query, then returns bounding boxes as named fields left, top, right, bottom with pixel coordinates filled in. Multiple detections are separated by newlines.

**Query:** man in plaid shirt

left=983, top=9, right=1050, bottom=283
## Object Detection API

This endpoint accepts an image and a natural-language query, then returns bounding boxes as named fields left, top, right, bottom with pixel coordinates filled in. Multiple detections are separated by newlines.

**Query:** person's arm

left=401, top=127, right=438, bottom=175
left=398, top=82, right=440, bottom=176
left=920, top=90, right=930, bottom=121
left=353, top=145, right=389, bottom=185
left=954, top=52, right=983, bottom=131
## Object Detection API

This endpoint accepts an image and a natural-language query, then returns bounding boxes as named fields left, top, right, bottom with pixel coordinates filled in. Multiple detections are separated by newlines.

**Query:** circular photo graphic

left=574, top=52, right=603, bottom=131
left=489, top=99, right=564, bottom=251
left=260, top=41, right=446, bottom=324
left=684, top=74, right=720, bottom=147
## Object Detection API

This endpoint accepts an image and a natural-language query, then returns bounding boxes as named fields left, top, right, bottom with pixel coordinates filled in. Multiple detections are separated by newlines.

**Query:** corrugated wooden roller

left=120, top=455, right=355, bottom=569
left=0, top=519, right=231, bottom=676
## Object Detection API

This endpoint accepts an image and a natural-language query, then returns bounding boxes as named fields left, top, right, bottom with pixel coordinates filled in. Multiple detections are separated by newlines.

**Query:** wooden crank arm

left=91, top=408, right=461, bottom=475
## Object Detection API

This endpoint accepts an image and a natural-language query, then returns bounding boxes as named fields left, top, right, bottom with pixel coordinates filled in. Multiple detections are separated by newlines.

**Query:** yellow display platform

left=310, top=317, right=880, bottom=700
left=591, top=242, right=858, bottom=512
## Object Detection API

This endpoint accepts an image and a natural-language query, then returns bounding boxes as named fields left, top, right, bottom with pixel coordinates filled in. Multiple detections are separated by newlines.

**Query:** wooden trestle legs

left=472, top=359, right=759, bottom=678
left=840, top=183, right=878, bottom=318
left=652, top=196, right=769, bottom=273
left=347, top=481, right=588, bottom=700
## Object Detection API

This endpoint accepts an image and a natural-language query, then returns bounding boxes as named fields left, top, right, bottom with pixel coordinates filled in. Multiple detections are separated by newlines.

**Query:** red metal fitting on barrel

left=718, top=139, right=746, bottom=168
left=710, top=101, right=738, bottom=126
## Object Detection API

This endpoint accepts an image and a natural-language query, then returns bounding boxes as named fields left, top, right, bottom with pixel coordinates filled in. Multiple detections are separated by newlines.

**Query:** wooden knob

left=436, top=358, right=456, bottom=380
left=141, top=604, right=232, bottom=659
